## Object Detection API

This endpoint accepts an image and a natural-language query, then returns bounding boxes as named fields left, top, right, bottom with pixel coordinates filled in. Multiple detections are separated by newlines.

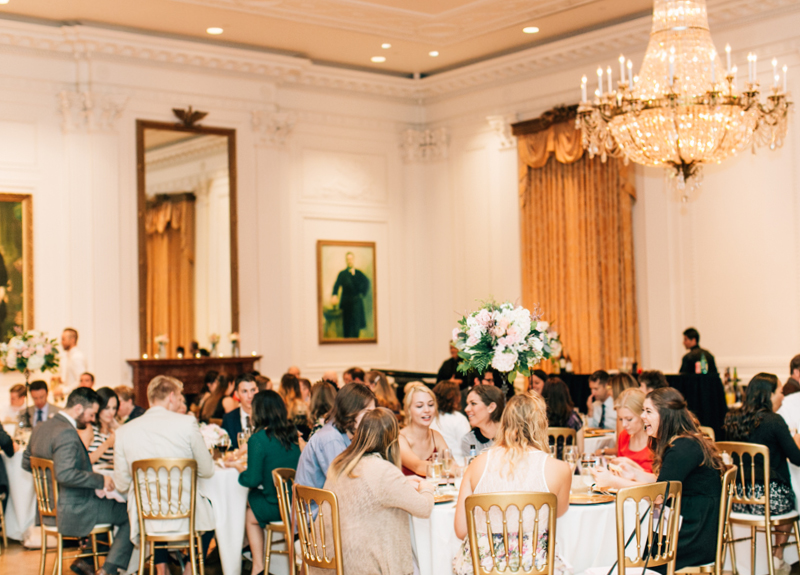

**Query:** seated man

left=26, top=380, right=60, bottom=429
left=586, top=370, right=616, bottom=429
left=1, top=383, right=26, bottom=423
left=342, top=367, right=365, bottom=385
left=114, top=376, right=215, bottom=575
left=22, top=388, right=133, bottom=575
left=222, top=374, right=257, bottom=449
left=79, top=372, right=95, bottom=389
left=783, top=354, right=800, bottom=396
left=639, top=370, right=669, bottom=394
left=679, top=327, right=718, bottom=375
left=113, top=386, right=145, bottom=423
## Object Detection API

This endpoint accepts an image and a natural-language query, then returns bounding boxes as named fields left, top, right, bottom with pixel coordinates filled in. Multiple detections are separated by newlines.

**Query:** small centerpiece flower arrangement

left=452, top=301, right=559, bottom=387
left=209, top=333, right=220, bottom=356
left=154, top=334, right=169, bottom=345
left=199, top=423, right=229, bottom=450
left=229, top=332, right=240, bottom=357
left=229, top=332, right=239, bottom=343
left=0, top=329, right=60, bottom=377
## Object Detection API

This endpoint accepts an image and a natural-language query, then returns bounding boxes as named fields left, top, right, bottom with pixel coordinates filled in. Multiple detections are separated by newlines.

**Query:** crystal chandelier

left=576, top=0, right=792, bottom=200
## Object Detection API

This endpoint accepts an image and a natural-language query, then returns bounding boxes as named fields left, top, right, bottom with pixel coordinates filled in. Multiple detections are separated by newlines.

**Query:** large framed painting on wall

left=0, top=193, right=33, bottom=343
left=317, top=240, right=377, bottom=344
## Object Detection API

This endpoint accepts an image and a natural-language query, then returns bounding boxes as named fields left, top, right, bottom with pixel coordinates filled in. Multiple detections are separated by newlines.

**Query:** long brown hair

left=368, top=370, right=400, bottom=412
left=328, top=407, right=400, bottom=479
left=328, top=383, right=376, bottom=435
left=723, top=373, right=779, bottom=440
left=647, top=387, right=724, bottom=475
left=200, top=374, right=228, bottom=421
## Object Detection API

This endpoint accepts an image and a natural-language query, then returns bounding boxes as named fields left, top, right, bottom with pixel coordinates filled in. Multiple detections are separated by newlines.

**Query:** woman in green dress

left=231, top=389, right=301, bottom=575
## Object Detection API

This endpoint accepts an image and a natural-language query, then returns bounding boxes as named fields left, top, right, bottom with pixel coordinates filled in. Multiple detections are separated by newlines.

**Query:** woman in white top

left=431, top=381, right=471, bottom=462
left=453, top=393, right=571, bottom=575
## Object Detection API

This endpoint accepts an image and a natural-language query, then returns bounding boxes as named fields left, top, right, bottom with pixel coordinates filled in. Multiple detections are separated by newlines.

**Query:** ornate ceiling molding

left=145, top=135, right=228, bottom=170
left=0, top=1, right=796, bottom=105
left=58, top=90, right=129, bottom=133
left=252, top=109, right=296, bottom=147
left=169, top=0, right=600, bottom=46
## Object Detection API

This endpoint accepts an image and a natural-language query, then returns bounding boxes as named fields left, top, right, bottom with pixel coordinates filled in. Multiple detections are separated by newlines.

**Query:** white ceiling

left=0, top=0, right=653, bottom=74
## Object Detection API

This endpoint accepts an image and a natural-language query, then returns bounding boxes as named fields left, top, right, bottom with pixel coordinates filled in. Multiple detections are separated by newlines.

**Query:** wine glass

left=580, top=455, right=597, bottom=492
left=217, top=435, right=232, bottom=459
left=441, top=449, right=454, bottom=490
left=564, top=446, right=579, bottom=476
left=237, top=432, right=248, bottom=451
left=549, top=444, right=557, bottom=458
left=426, top=460, right=442, bottom=495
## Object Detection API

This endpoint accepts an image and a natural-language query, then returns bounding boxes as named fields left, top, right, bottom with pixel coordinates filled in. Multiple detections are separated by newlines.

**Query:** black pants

left=153, top=531, right=214, bottom=565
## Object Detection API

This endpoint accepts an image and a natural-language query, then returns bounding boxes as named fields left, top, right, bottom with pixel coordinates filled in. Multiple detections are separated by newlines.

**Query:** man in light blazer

left=22, top=387, right=133, bottom=575
left=114, top=375, right=216, bottom=575
left=25, top=379, right=60, bottom=428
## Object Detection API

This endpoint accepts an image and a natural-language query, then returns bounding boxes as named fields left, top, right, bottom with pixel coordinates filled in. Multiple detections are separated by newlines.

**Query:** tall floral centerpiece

left=452, top=302, right=559, bottom=394
left=0, top=329, right=60, bottom=428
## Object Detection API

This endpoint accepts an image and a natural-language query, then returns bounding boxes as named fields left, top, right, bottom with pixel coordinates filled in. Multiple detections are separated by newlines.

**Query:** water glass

left=549, top=444, right=557, bottom=458
left=580, top=455, right=597, bottom=492
left=237, top=432, right=248, bottom=450
left=564, top=446, right=579, bottom=475
left=426, top=461, right=442, bottom=494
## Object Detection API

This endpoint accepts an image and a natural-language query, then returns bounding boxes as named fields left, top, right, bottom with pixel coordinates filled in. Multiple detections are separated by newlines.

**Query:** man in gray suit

left=25, top=379, right=60, bottom=428
left=23, top=387, right=133, bottom=575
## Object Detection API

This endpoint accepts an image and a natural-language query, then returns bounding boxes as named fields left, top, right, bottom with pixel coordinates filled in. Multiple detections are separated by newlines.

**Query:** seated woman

left=461, top=384, right=505, bottom=457
left=280, top=373, right=311, bottom=440
left=399, top=384, right=449, bottom=476
left=199, top=374, right=237, bottom=423
left=295, top=383, right=376, bottom=489
left=431, top=381, right=471, bottom=462
left=191, top=369, right=219, bottom=417
left=317, top=408, right=435, bottom=575
left=367, top=370, right=401, bottom=415
left=542, top=377, right=581, bottom=432
left=453, top=394, right=572, bottom=575
left=308, top=380, right=337, bottom=437
left=594, top=388, right=725, bottom=572
left=594, top=388, right=652, bottom=471
left=231, top=390, right=301, bottom=575
left=80, top=387, right=119, bottom=468
left=723, top=373, right=800, bottom=570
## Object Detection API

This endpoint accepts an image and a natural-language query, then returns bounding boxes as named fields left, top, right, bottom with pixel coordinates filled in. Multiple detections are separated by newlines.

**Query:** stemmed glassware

left=564, top=446, right=579, bottom=476
left=580, top=454, right=598, bottom=492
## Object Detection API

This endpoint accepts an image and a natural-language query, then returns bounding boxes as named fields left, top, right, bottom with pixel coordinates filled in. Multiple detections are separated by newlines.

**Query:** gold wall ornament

left=172, top=106, right=208, bottom=128
left=576, top=0, right=792, bottom=202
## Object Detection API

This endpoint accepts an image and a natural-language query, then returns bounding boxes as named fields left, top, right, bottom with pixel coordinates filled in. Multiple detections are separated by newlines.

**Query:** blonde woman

left=453, top=394, right=571, bottom=575
left=399, top=384, right=449, bottom=476
left=594, top=388, right=653, bottom=471
left=318, top=408, right=435, bottom=575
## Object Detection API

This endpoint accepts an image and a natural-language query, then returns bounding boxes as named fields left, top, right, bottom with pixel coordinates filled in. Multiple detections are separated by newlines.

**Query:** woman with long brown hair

left=453, top=394, right=571, bottom=574
left=600, top=387, right=725, bottom=571
left=318, top=408, right=435, bottom=575
left=366, top=370, right=401, bottom=414
left=200, top=374, right=236, bottom=422
left=280, top=373, right=310, bottom=438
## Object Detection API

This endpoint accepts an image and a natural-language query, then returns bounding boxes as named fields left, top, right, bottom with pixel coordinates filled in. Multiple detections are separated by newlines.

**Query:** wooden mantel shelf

left=127, top=356, right=262, bottom=407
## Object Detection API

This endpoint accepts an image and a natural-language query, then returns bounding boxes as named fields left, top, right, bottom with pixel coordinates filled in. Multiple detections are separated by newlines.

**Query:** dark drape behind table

left=558, top=373, right=728, bottom=439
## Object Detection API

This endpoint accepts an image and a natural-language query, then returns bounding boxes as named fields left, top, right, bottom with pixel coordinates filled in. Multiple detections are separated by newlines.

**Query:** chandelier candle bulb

left=597, top=67, right=603, bottom=95
left=725, top=44, right=731, bottom=73
left=607, top=66, right=612, bottom=93
left=669, top=55, right=675, bottom=86
left=783, top=65, right=788, bottom=93
left=627, top=59, right=633, bottom=84
left=711, top=53, right=716, bottom=84
left=581, top=75, right=588, bottom=102
left=772, top=59, right=778, bottom=87
left=619, top=55, right=626, bottom=81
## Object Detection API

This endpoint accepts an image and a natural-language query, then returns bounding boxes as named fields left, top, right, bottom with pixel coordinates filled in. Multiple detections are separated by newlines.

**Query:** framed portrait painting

left=317, top=240, right=377, bottom=344
left=0, top=193, right=33, bottom=343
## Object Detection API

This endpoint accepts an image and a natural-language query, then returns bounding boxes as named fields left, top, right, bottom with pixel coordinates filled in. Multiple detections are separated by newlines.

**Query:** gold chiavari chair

left=0, top=492, right=7, bottom=553
left=29, top=457, right=114, bottom=575
left=294, top=485, right=343, bottom=575
left=131, top=458, right=204, bottom=575
left=208, top=419, right=223, bottom=427
left=699, top=426, right=716, bottom=441
left=268, top=468, right=295, bottom=575
left=464, top=492, right=557, bottom=575
left=677, top=467, right=737, bottom=575
left=547, top=428, right=577, bottom=460
left=716, top=442, right=800, bottom=575
left=614, top=482, right=682, bottom=575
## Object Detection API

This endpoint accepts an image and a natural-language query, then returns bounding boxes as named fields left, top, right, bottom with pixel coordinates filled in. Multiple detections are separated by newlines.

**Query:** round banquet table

left=198, top=466, right=251, bottom=575
left=2, top=450, right=37, bottom=541
left=410, top=485, right=622, bottom=575
left=583, top=432, right=616, bottom=456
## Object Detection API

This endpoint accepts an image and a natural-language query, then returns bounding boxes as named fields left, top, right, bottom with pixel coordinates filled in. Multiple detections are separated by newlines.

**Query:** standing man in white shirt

left=59, top=327, right=87, bottom=397
left=586, top=370, right=616, bottom=429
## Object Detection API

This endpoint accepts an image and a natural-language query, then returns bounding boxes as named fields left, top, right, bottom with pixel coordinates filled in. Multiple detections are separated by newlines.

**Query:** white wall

left=0, top=3, right=798, bottom=409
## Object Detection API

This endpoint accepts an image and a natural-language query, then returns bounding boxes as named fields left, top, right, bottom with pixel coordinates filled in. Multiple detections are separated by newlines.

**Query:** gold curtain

left=518, top=122, right=639, bottom=373
left=145, top=195, right=196, bottom=357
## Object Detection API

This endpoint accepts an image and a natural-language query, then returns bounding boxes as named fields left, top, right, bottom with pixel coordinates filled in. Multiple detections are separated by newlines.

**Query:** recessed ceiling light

left=381, top=43, right=391, bottom=49
left=429, top=51, right=439, bottom=57
left=0, top=0, right=9, bottom=4
left=206, top=27, right=224, bottom=35
left=371, top=56, right=386, bottom=63
left=523, top=26, right=540, bottom=34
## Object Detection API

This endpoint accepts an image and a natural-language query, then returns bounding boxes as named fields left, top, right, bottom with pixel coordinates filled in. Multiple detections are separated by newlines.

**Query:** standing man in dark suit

left=679, top=327, right=718, bottom=375
left=22, top=387, right=133, bottom=575
left=331, top=251, right=370, bottom=338
left=222, top=374, right=258, bottom=449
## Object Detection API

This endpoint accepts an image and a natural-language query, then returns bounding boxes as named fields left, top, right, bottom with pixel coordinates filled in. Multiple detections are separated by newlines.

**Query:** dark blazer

left=128, top=405, right=145, bottom=421
left=22, top=413, right=104, bottom=537
left=0, top=426, right=14, bottom=509
left=222, top=408, right=243, bottom=450
left=679, top=346, right=718, bottom=375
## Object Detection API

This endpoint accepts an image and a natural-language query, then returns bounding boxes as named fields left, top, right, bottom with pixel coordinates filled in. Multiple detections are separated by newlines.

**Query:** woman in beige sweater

left=317, top=407, right=435, bottom=575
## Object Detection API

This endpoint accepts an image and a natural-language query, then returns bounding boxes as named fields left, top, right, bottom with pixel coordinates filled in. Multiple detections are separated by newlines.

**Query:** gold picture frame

left=317, top=240, right=377, bottom=344
left=0, top=193, right=33, bottom=342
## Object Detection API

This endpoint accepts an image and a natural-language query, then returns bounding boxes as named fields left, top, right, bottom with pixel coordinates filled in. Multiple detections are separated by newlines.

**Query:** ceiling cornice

left=0, top=0, right=796, bottom=104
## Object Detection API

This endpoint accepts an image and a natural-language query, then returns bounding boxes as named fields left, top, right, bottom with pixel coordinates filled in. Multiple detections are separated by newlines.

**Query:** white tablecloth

left=583, top=433, right=616, bottom=456
left=2, top=450, right=37, bottom=541
left=199, top=467, right=250, bottom=575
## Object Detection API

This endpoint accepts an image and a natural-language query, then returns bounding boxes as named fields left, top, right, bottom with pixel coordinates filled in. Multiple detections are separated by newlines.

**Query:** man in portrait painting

left=331, top=251, right=370, bottom=338
left=0, top=249, right=7, bottom=331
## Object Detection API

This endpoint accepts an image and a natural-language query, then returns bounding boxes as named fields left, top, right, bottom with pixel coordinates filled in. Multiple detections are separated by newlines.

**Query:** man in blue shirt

left=295, top=382, right=376, bottom=488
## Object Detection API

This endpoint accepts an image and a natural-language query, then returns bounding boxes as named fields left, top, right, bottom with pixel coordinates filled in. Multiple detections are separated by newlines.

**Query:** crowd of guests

left=4, top=343, right=800, bottom=575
